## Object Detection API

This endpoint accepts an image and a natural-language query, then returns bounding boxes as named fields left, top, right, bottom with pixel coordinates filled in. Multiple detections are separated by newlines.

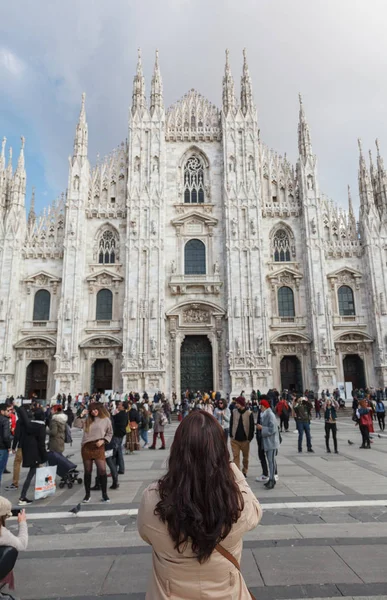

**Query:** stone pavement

left=2, top=412, right=387, bottom=599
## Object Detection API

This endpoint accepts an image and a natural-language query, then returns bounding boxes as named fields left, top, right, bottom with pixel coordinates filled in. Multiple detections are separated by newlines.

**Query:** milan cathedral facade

left=0, top=49, right=386, bottom=400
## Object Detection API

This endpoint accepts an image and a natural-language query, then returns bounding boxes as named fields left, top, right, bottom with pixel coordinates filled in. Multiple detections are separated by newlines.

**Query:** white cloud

left=1, top=0, right=387, bottom=212
left=0, top=47, right=25, bottom=77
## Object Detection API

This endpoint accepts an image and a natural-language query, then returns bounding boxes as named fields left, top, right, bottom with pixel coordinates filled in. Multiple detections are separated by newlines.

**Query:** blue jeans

left=266, top=449, right=277, bottom=481
left=297, top=422, right=312, bottom=451
left=140, top=429, right=148, bottom=445
left=113, top=437, right=125, bottom=474
left=0, top=449, right=8, bottom=483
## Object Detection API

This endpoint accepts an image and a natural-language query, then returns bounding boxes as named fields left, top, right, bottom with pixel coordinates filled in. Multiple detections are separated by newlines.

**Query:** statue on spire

left=150, top=49, right=164, bottom=115
left=28, top=186, right=36, bottom=229
left=358, top=138, right=375, bottom=214
left=73, top=92, right=88, bottom=159
left=132, top=48, right=147, bottom=115
left=240, top=48, right=254, bottom=116
left=298, top=93, right=313, bottom=162
left=0, top=137, right=6, bottom=173
left=222, top=49, right=236, bottom=116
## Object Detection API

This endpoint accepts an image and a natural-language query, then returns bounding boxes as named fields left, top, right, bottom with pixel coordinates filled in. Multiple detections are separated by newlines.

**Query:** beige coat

left=137, top=462, right=262, bottom=599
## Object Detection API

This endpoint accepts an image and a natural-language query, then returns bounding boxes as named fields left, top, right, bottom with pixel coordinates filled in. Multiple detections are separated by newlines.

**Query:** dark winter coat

left=113, top=410, right=129, bottom=438
left=0, top=415, right=11, bottom=450
left=48, top=413, right=67, bottom=453
left=16, top=407, right=47, bottom=468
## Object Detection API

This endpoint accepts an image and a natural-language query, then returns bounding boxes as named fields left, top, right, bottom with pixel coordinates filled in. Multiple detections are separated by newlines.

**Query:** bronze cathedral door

left=180, top=335, right=213, bottom=394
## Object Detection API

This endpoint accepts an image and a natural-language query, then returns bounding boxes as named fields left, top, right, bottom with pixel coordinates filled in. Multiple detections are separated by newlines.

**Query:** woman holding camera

left=74, top=403, right=113, bottom=503
left=0, top=497, right=28, bottom=592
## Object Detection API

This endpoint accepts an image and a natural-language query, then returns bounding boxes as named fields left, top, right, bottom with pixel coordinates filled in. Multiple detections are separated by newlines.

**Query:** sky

left=1, top=0, right=387, bottom=215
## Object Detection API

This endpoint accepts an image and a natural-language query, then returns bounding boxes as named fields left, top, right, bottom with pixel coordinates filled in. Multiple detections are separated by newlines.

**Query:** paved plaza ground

left=3, top=412, right=387, bottom=599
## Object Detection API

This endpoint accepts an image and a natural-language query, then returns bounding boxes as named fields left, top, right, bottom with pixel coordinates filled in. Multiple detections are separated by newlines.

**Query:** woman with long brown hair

left=138, top=411, right=262, bottom=599
left=74, top=403, right=113, bottom=503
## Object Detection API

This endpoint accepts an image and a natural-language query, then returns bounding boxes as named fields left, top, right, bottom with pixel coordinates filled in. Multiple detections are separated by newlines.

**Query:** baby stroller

left=47, top=451, right=83, bottom=489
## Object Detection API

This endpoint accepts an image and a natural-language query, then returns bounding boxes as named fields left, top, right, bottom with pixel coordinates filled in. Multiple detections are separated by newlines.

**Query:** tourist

left=293, top=396, right=314, bottom=453
left=0, top=497, right=28, bottom=592
left=0, top=404, right=11, bottom=486
left=314, top=397, right=322, bottom=419
left=149, top=404, right=167, bottom=450
left=139, top=406, right=151, bottom=448
left=202, top=397, right=214, bottom=414
left=375, top=397, right=385, bottom=431
left=5, top=413, right=24, bottom=492
left=256, top=399, right=280, bottom=490
left=74, top=403, right=113, bottom=503
left=229, top=396, right=255, bottom=477
left=126, top=402, right=140, bottom=454
left=255, top=398, right=269, bottom=483
left=112, top=401, right=128, bottom=472
left=48, top=405, right=67, bottom=454
left=323, top=397, right=339, bottom=454
left=357, top=399, right=373, bottom=449
left=213, top=399, right=231, bottom=439
left=276, top=395, right=291, bottom=432
left=138, top=411, right=262, bottom=598
left=16, top=405, right=47, bottom=505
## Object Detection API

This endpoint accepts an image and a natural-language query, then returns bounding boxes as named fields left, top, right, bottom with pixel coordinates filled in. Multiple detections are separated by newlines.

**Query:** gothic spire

left=0, top=137, right=5, bottom=172
left=358, top=138, right=374, bottom=213
left=28, top=186, right=36, bottom=228
left=73, top=92, right=88, bottom=159
left=348, top=184, right=355, bottom=218
left=150, top=49, right=164, bottom=115
left=376, top=138, right=385, bottom=176
left=132, top=48, right=147, bottom=115
left=298, top=93, right=313, bottom=162
left=15, top=136, right=25, bottom=174
left=240, top=48, right=254, bottom=116
left=6, top=146, right=13, bottom=180
left=222, top=49, right=236, bottom=116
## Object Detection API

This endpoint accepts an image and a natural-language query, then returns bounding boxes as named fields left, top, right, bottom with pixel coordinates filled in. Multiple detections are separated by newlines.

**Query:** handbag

left=215, top=544, right=256, bottom=600
left=35, top=465, right=57, bottom=500
left=129, top=421, right=139, bottom=430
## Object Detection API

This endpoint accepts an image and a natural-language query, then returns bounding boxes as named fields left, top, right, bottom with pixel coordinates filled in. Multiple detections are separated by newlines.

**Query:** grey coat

left=261, top=408, right=280, bottom=451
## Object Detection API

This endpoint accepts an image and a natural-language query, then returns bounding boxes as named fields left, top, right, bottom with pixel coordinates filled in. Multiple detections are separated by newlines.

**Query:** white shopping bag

left=35, top=465, right=57, bottom=500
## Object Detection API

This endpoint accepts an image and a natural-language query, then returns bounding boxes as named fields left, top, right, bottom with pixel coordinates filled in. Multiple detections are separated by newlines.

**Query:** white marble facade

left=1, top=49, right=387, bottom=401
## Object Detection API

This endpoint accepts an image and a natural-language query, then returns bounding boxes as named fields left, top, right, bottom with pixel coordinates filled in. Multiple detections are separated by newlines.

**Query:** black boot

left=326, top=446, right=331, bottom=453
left=110, top=477, right=119, bottom=490
left=264, top=479, right=276, bottom=490
left=100, top=474, right=110, bottom=502
left=91, top=476, right=100, bottom=491
left=83, top=472, right=92, bottom=502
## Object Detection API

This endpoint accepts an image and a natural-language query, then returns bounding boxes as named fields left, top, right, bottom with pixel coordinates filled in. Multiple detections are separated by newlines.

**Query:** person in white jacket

left=0, top=496, right=28, bottom=591
left=213, top=399, right=231, bottom=439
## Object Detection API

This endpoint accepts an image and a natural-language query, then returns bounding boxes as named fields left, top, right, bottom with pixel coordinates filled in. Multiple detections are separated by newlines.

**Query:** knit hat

left=236, top=396, right=246, bottom=408
left=0, top=496, right=12, bottom=518
left=260, top=400, right=270, bottom=409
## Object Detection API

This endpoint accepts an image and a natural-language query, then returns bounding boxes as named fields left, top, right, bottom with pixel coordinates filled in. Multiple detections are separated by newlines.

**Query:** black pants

left=325, top=422, right=337, bottom=452
left=377, top=413, right=385, bottom=431
left=20, top=467, right=36, bottom=499
left=280, top=414, right=289, bottom=431
left=257, top=437, right=268, bottom=477
left=360, top=424, right=370, bottom=447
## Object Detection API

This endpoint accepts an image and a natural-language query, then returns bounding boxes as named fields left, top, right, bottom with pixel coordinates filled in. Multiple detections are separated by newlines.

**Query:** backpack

left=160, top=412, right=168, bottom=427
left=64, top=424, right=72, bottom=445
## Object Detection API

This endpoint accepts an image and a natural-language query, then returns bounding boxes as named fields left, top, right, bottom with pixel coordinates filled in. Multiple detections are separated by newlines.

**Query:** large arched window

left=96, top=289, right=113, bottom=320
left=338, top=285, right=355, bottom=316
left=273, top=229, right=291, bottom=262
left=98, top=230, right=117, bottom=264
left=184, top=239, right=206, bottom=275
left=33, top=290, right=51, bottom=321
left=278, top=286, right=295, bottom=317
left=184, top=155, right=205, bottom=204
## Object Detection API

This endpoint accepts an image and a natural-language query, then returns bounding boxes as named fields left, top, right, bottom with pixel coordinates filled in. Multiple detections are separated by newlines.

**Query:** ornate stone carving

left=183, top=307, right=210, bottom=324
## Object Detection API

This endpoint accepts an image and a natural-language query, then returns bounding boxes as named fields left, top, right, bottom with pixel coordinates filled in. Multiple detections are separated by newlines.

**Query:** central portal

left=180, top=335, right=213, bottom=394
left=280, top=355, right=303, bottom=393
left=91, top=359, right=113, bottom=393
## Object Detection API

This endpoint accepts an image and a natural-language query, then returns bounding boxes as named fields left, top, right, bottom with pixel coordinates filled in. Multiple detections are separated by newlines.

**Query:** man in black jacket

left=229, top=397, right=255, bottom=477
left=16, top=406, right=47, bottom=505
left=0, top=404, right=11, bottom=485
left=112, top=401, right=128, bottom=475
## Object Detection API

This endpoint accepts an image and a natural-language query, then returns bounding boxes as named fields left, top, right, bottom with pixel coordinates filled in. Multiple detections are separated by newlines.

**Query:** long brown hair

left=155, top=411, right=244, bottom=563
left=84, top=402, right=108, bottom=432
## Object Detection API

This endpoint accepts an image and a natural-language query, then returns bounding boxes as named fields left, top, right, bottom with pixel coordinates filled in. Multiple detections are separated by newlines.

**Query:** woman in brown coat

left=138, top=411, right=262, bottom=599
